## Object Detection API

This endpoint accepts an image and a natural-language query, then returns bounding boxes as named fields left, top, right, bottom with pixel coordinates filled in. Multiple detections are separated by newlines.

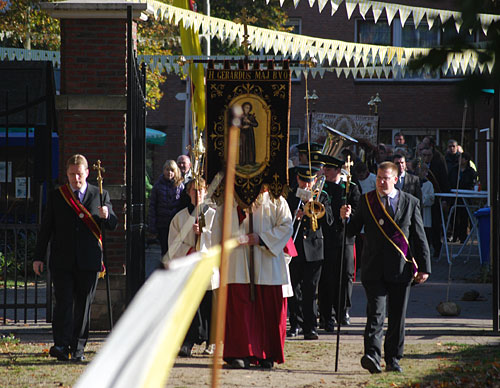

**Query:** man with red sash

left=33, top=154, right=117, bottom=362
left=340, top=161, right=430, bottom=374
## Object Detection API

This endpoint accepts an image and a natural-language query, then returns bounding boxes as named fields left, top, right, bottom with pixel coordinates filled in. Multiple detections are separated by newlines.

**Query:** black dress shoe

left=287, top=327, right=300, bottom=337
left=324, top=319, right=335, bottom=332
left=259, top=358, right=274, bottom=369
left=49, top=346, right=70, bottom=361
left=386, top=361, right=403, bottom=373
left=303, top=330, right=319, bottom=340
left=360, top=354, right=382, bottom=374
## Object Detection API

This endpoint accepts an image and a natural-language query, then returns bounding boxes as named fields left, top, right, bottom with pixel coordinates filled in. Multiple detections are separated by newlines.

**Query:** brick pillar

left=42, top=1, right=149, bottom=327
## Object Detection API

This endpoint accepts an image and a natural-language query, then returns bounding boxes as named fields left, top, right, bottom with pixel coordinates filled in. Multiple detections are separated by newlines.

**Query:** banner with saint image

left=206, top=68, right=291, bottom=209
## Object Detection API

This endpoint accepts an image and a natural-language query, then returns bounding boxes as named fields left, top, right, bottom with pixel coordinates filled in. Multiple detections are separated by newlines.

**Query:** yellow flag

left=173, top=0, right=206, bottom=137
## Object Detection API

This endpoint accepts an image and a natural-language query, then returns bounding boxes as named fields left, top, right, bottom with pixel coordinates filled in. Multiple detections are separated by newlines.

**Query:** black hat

left=297, top=142, right=323, bottom=155
left=296, top=165, right=319, bottom=182
left=310, top=153, right=325, bottom=168
left=319, top=154, right=344, bottom=168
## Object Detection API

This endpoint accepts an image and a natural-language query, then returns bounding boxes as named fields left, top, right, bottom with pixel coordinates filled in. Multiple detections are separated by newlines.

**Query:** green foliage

left=0, top=0, right=59, bottom=50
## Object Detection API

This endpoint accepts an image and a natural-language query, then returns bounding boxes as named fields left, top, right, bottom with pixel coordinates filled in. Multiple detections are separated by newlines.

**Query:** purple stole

left=365, top=190, right=418, bottom=277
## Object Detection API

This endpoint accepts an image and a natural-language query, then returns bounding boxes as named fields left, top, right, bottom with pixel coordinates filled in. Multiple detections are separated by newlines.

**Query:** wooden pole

left=211, top=125, right=238, bottom=388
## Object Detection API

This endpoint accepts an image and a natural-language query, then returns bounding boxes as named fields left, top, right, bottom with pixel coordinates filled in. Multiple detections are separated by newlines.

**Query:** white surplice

left=168, top=205, right=219, bottom=290
left=212, top=192, right=293, bottom=286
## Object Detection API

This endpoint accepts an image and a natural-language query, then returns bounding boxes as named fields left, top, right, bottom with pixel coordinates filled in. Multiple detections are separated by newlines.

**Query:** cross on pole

left=235, top=8, right=257, bottom=57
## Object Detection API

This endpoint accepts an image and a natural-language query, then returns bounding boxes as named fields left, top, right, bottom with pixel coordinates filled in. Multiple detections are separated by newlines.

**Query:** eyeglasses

left=376, top=175, right=396, bottom=182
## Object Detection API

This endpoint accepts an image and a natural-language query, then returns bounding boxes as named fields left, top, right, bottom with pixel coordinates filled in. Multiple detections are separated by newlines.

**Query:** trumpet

left=303, top=175, right=326, bottom=231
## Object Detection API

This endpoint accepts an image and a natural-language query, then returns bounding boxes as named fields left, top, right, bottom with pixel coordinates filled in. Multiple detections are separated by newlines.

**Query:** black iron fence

left=0, top=61, right=57, bottom=324
left=125, top=6, right=147, bottom=303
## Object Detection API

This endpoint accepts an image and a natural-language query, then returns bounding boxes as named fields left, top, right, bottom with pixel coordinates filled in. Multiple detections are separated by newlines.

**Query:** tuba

left=321, top=124, right=359, bottom=158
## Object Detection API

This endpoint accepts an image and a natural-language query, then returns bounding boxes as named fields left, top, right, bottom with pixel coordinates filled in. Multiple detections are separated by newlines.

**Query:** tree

left=0, top=0, right=59, bottom=50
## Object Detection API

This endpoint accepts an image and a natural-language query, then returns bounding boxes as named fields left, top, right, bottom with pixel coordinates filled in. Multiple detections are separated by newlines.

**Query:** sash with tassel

left=59, top=184, right=106, bottom=278
left=365, top=191, right=418, bottom=278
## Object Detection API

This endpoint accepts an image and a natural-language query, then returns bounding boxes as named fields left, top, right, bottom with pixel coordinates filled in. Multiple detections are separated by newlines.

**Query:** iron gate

left=125, top=5, right=147, bottom=302
left=0, top=61, right=58, bottom=324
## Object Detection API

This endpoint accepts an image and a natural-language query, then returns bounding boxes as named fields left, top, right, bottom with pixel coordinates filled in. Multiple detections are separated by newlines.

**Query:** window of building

left=355, top=19, right=477, bottom=81
left=289, top=127, right=301, bottom=146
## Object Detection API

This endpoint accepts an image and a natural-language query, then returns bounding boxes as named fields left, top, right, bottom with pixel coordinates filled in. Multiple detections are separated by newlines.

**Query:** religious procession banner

left=206, top=68, right=291, bottom=209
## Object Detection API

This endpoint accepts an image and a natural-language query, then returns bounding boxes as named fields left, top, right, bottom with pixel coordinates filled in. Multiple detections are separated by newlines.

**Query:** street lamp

left=368, top=92, right=382, bottom=115
left=304, top=90, right=319, bottom=142
left=305, top=89, right=319, bottom=108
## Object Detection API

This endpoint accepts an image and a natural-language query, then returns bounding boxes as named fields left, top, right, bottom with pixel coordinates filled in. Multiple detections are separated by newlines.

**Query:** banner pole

left=211, top=125, right=238, bottom=388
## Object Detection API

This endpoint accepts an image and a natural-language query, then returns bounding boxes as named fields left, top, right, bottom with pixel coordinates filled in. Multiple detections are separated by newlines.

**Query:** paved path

left=1, top=242, right=498, bottom=345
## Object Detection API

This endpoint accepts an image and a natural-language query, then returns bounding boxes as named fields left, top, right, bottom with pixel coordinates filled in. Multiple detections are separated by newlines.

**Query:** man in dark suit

left=341, top=161, right=431, bottom=374
left=33, top=154, right=117, bottom=362
left=318, top=154, right=360, bottom=330
left=287, top=165, right=330, bottom=340
left=392, top=154, right=422, bottom=203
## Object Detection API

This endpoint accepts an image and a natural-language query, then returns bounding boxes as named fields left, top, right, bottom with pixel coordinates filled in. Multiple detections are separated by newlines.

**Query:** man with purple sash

left=341, top=161, right=430, bottom=374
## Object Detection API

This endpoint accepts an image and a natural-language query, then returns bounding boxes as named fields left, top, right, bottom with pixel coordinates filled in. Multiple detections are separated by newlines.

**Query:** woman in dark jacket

left=448, top=152, right=479, bottom=242
left=149, top=160, right=185, bottom=256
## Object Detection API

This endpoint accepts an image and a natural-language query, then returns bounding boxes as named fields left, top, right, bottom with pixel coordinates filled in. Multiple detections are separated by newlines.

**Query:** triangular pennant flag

left=317, top=0, right=328, bottom=13
left=330, top=0, right=343, bottom=16
left=387, top=47, right=396, bottom=64
left=367, top=67, right=375, bottom=78
left=375, top=67, right=383, bottom=78
left=439, top=10, right=453, bottom=25
left=426, top=10, right=438, bottom=30
left=358, top=68, right=367, bottom=78
left=412, top=8, right=425, bottom=28
left=487, top=59, right=494, bottom=74
left=358, top=3, right=371, bottom=20
left=335, top=67, right=342, bottom=78
left=308, top=0, right=316, bottom=8
left=280, top=0, right=286, bottom=5
left=455, top=19, right=462, bottom=34
left=345, top=1, right=357, bottom=19
left=372, top=3, right=383, bottom=23
left=383, top=66, right=391, bottom=78
left=399, top=7, right=411, bottom=27
left=343, top=67, right=350, bottom=78
left=385, top=4, right=398, bottom=26
left=293, top=0, right=300, bottom=8
left=318, top=68, right=326, bottom=78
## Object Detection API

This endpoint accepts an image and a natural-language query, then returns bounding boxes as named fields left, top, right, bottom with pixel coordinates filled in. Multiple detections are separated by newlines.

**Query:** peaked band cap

left=296, top=165, right=319, bottom=181
left=320, top=154, right=344, bottom=168
left=297, top=142, right=323, bottom=154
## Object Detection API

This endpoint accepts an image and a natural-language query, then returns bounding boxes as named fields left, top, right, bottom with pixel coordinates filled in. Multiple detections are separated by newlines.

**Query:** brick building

left=147, top=0, right=493, bottom=187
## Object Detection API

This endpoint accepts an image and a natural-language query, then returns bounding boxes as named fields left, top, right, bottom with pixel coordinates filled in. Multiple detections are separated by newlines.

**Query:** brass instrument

left=303, top=175, right=326, bottom=231
left=321, top=124, right=358, bottom=158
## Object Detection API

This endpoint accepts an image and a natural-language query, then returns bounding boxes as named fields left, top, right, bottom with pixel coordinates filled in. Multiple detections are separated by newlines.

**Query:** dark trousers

left=51, top=268, right=99, bottom=353
left=289, top=257, right=322, bottom=334
left=362, top=280, right=411, bottom=365
left=184, top=290, right=213, bottom=346
left=318, top=244, right=354, bottom=322
left=158, top=227, right=169, bottom=256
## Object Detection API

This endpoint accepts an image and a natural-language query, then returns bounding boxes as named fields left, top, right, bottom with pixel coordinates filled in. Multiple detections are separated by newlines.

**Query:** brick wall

left=58, top=18, right=131, bottom=272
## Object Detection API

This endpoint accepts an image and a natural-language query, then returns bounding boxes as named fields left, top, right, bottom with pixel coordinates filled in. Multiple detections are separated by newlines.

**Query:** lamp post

left=305, top=89, right=319, bottom=142
left=368, top=92, right=382, bottom=115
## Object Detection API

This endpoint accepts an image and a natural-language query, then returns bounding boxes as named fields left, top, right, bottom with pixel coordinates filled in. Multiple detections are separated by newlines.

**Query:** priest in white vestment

left=212, top=188, right=293, bottom=369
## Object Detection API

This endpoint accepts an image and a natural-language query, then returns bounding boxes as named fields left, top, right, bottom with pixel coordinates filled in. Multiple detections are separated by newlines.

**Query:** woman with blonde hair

left=148, top=160, right=185, bottom=257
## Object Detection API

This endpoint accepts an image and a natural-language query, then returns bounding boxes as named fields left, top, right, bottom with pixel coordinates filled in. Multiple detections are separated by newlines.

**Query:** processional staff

left=92, top=160, right=113, bottom=331
left=335, top=155, right=353, bottom=372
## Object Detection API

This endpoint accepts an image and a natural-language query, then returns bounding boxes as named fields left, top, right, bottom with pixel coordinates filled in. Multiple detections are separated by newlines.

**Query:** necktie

left=384, top=196, right=395, bottom=218
left=74, top=191, right=80, bottom=202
